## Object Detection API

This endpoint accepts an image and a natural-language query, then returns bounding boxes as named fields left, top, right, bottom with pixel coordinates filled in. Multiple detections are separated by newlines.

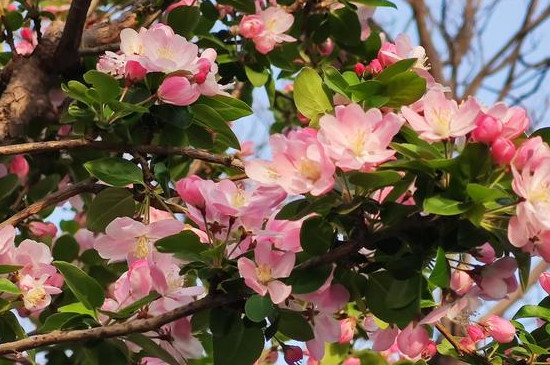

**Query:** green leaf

left=515, top=251, right=531, bottom=293
left=300, top=216, right=333, bottom=255
left=38, top=313, right=84, bottom=333
left=323, top=66, right=350, bottom=96
left=167, top=5, right=200, bottom=38
left=277, top=310, right=314, bottom=341
left=127, top=333, right=180, bottom=365
left=429, top=247, right=450, bottom=288
left=84, top=157, right=144, bottom=187
left=423, top=195, right=468, bottom=216
left=86, top=187, right=135, bottom=233
left=3, top=12, right=23, bottom=31
left=375, top=59, right=416, bottom=82
left=294, top=67, right=333, bottom=125
left=349, top=171, right=403, bottom=191
left=289, top=265, right=332, bottom=294
left=0, top=174, right=18, bottom=201
left=245, top=295, right=274, bottom=322
left=212, top=313, right=264, bottom=365
left=152, top=104, right=194, bottom=129
left=0, top=278, right=20, bottom=294
left=245, top=66, right=270, bottom=87
left=328, top=8, right=361, bottom=46
left=54, top=261, right=105, bottom=310
left=514, top=305, right=550, bottom=321
left=155, top=231, right=207, bottom=261
left=0, top=265, right=21, bottom=275
left=191, top=103, right=241, bottom=149
left=383, top=72, right=426, bottom=108
left=349, top=80, right=383, bottom=102
left=52, top=235, right=80, bottom=262
left=195, top=95, right=253, bottom=121
left=466, top=183, right=509, bottom=203
left=365, top=271, right=421, bottom=328
left=58, top=302, right=96, bottom=317
left=83, top=70, right=121, bottom=102
left=353, top=0, right=397, bottom=7
left=108, top=292, right=161, bottom=320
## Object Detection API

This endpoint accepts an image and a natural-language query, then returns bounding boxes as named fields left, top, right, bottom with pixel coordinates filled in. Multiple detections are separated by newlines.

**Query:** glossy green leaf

left=84, top=157, right=144, bottom=187
left=191, top=103, right=241, bottom=149
left=54, top=261, right=105, bottom=309
left=195, top=94, right=253, bottom=121
left=429, top=247, right=450, bottom=288
left=323, top=66, right=350, bottom=96
left=0, top=174, right=18, bottom=201
left=52, top=235, right=80, bottom=262
left=375, top=59, right=416, bottom=82
left=167, top=5, right=200, bottom=38
left=245, top=295, right=274, bottom=322
left=155, top=231, right=207, bottom=261
left=423, top=195, right=468, bottom=216
left=328, top=8, right=361, bottom=46
left=4, top=11, right=23, bottom=31
left=294, top=67, right=333, bottom=125
left=0, top=278, right=20, bottom=294
left=127, top=333, right=180, bottom=365
left=514, top=305, right=550, bottom=321
left=245, top=66, right=270, bottom=87
left=289, top=265, right=332, bottom=294
left=58, top=302, right=96, bottom=317
left=86, top=188, right=135, bottom=233
left=83, top=70, right=121, bottom=102
left=300, top=216, right=333, bottom=255
left=349, top=171, right=403, bottom=191
left=38, top=313, right=85, bottom=333
left=353, top=0, right=396, bottom=7
left=277, top=310, right=314, bottom=341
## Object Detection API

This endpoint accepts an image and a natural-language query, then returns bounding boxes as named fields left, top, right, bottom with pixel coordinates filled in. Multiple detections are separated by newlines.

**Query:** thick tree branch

left=0, top=293, right=243, bottom=355
left=0, top=139, right=245, bottom=171
left=53, top=0, right=93, bottom=72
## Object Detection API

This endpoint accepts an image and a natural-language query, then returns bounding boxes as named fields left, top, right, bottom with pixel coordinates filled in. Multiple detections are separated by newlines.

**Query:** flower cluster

left=97, top=24, right=221, bottom=106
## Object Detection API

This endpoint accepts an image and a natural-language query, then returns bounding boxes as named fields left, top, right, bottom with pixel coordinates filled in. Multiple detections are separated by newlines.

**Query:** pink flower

left=396, top=323, right=431, bottom=359
left=74, top=228, right=95, bottom=253
left=450, top=270, right=474, bottom=296
left=491, top=138, right=516, bottom=165
left=473, top=242, right=496, bottom=264
left=318, top=38, right=334, bottom=56
left=512, top=137, right=550, bottom=172
left=306, top=313, right=341, bottom=360
left=508, top=206, right=550, bottom=261
left=481, top=315, right=516, bottom=343
left=246, top=128, right=336, bottom=196
left=539, top=272, right=550, bottom=295
left=176, top=175, right=206, bottom=208
left=0, top=225, right=15, bottom=258
left=94, top=217, right=184, bottom=263
left=481, top=103, right=529, bottom=140
left=318, top=104, right=404, bottom=171
left=112, top=259, right=153, bottom=307
left=401, top=89, right=480, bottom=142
left=467, top=324, right=486, bottom=342
left=9, top=155, right=29, bottom=179
left=157, top=76, right=201, bottom=106
left=249, top=7, right=296, bottom=54
left=422, top=341, right=437, bottom=360
left=354, top=63, right=366, bottom=76
left=237, top=243, right=294, bottom=304
left=476, top=257, right=518, bottom=300
left=166, top=0, right=196, bottom=12
left=378, top=34, right=429, bottom=71
left=256, top=213, right=307, bottom=253
left=28, top=222, right=57, bottom=238
left=125, top=60, right=147, bottom=82
left=97, top=51, right=126, bottom=79
left=239, top=15, right=265, bottom=38
left=19, top=274, right=62, bottom=312
left=364, top=316, right=399, bottom=351
left=342, top=357, right=360, bottom=365
left=472, top=115, right=503, bottom=144
left=119, top=28, right=146, bottom=57
left=339, top=317, right=356, bottom=343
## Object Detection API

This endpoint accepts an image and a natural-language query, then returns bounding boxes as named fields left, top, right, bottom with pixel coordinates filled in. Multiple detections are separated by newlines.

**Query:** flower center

left=232, top=190, right=247, bottom=208
left=255, top=264, right=272, bottom=284
left=157, top=47, right=174, bottom=60
left=134, top=236, right=150, bottom=259
left=25, top=287, right=46, bottom=307
left=433, top=109, right=452, bottom=138
left=298, top=159, right=321, bottom=182
left=351, top=131, right=366, bottom=156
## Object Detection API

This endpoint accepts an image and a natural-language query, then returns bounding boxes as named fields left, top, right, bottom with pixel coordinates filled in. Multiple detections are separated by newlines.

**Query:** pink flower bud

left=474, top=242, right=496, bottom=264
left=367, top=59, right=383, bottom=75
left=166, top=0, right=196, bottom=12
left=157, top=76, right=200, bottom=106
left=482, top=315, right=516, bottom=343
left=318, top=38, right=334, bottom=56
left=297, top=112, right=309, bottom=124
left=539, top=272, right=550, bottom=295
left=239, top=15, right=265, bottom=39
left=20, top=28, right=33, bottom=43
left=283, top=345, right=303, bottom=365
left=125, top=60, right=147, bottom=82
left=9, top=155, right=29, bottom=179
left=354, top=63, right=366, bottom=76
left=342, top=357, right=360, bottom=365
left=421, top=341, right=437, bottom=359
left=459, top=337, right=477, bottom=352
left=339, top=317, right=356, bottom=344
left=450, top=270, right=474, bottom=296
left=175, top=176, right=205, bottom=208
left=396, top=324, right=431, bottom=359
left=467, top=324, right=486, bottom=342
left=57, top=125, right=72, bottom=137
left=491, top=137, right=516, bottom=165
left=472, top=115, right=503, bottom=144
left=28, top=222, right=58, bottom=238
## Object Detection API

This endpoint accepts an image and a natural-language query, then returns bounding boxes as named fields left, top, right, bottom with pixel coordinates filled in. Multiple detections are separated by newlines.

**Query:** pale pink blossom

left=396, top=323, right=431, bottom=359
left=401, top=89, right=480, bottom=142
left=364, top=316, right=399, bottom=351
left=476, top=257, right=518, bottom=300
left=508, top=205, right=550, bottom=261
left=19, top=274, right=62, bottom=312
left=306, top=313, right=341, bottom=360
left=480, top=103, right=529, bottom=140
left=94, top=217, right=184, bottom=263
left=97, top=51, right=127, bottom=79
left=318, top=104, right=404, bottom=171
left=157, top=76, right=201, bottom=106
left=239, top=15, right=265, bottom=38
left=245, top=7, right=296, bottom=54
left=472, top=115, right=503, bottom=144
left=450, top=270, right=474, bottom=296
left=481, top=315, right=516, bottom=343
left=512, top=137, right=550, bottom=172
left=378, top=34, right=429, bottom=71
left=237, top=243, right=294, bottom=304
left=473, top=242, right=496, bottom=264
left=166, top=0, right=196, bottom=12
left=342, top=357, right=360, bottom=365
left=74, top=228, right=95, bottom=253
left=246, top=128, right=336, bottom=196
left=467, top=324, right=486, bottom=342
left=0, top=225, right=16, bottom=258
left=256, top=213, right=307, bottom=253
left=318, top=38, right=334, bottom=56
left=28, top=222, right=57, bottom=238
left=540, top=272, right=550, bottom=295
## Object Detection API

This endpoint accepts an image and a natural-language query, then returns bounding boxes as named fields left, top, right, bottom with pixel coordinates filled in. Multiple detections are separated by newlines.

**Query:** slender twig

left=435, top=322, right=473, bottom=356
left=79, top=42, right=120, bottom=56
left=0, top=139, right=245, bottom=171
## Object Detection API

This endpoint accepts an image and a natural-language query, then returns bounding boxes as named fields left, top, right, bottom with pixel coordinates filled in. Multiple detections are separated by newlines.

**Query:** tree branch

left=0, top=139, right=245, bottom=171
left=0, top=293, right=243, bottom=355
